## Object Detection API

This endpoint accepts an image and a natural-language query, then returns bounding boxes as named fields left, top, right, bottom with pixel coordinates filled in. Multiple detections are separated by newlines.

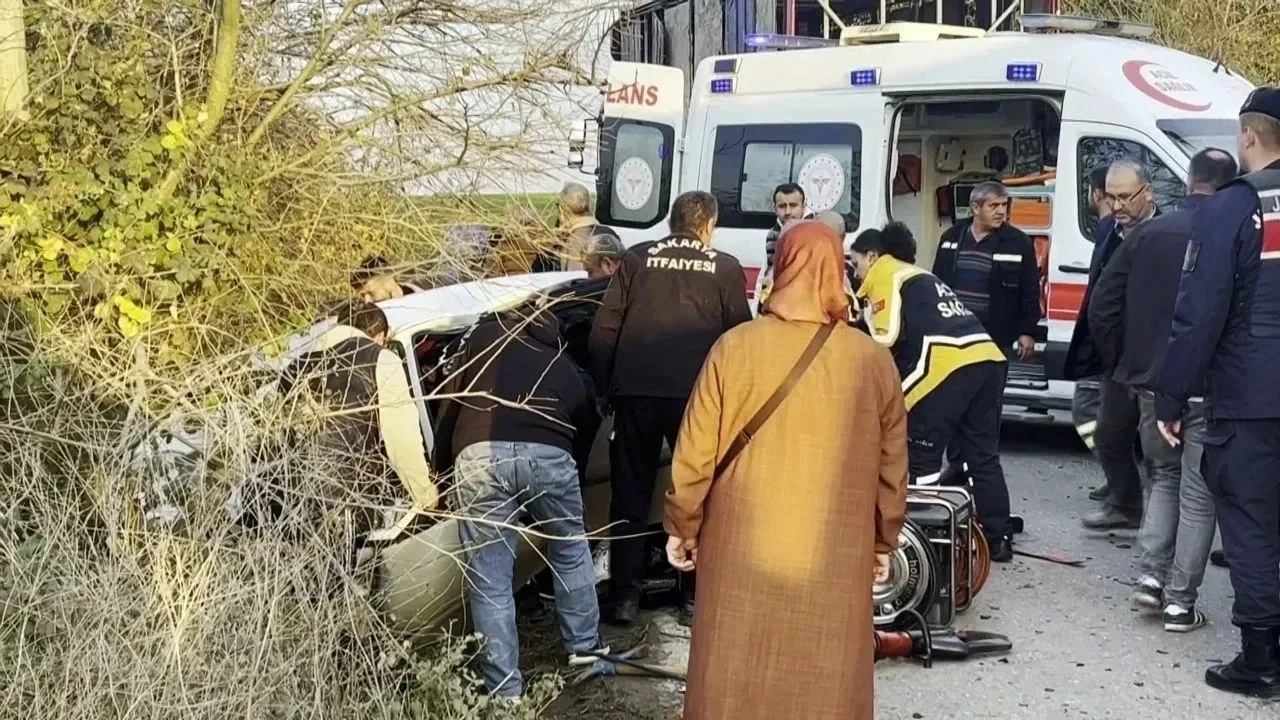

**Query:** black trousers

left=1203, top=418, right=1280, bottom=628
left=609, top=396, right=695, bottom=603
left=1094, top=377, right=1145, bottom=518
left=914, top=362, right=1013, bottom=539
left=942, top=355, right=1008, bottom=481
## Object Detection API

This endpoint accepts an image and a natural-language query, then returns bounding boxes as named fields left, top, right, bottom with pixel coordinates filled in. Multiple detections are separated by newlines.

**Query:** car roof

left=255, top=272, right=589, bottom=373
left=383, top=271, right=589, bottom=339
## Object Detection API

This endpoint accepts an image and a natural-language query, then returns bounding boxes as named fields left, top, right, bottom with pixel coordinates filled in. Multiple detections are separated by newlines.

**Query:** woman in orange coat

left=664, top=220, right=910, bottom=720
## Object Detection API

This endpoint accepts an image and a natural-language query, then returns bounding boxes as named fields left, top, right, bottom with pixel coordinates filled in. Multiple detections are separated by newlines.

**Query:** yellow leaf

left=165, top=120, right=183, bottom=135
left=161, top=134, right=178, bottom=150
left=117, top=315, right=139, bottom=338
left=164, top=237, right=182, bottom=254
left=69, top=248, right=93, bottom=273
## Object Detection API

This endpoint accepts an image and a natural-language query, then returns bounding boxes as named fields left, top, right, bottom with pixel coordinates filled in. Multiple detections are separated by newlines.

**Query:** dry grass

left=0, top=293, right=583, bottom=719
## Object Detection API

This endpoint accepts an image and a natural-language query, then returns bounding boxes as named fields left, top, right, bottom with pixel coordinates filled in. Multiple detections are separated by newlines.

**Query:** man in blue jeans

left=1088, top=148, right=1240, bottom=631
left=433, top=306, right=607, bottom=700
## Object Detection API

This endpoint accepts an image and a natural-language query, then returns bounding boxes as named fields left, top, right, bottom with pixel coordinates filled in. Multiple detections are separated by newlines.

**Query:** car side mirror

left=568, top=122, right=586, bottom=170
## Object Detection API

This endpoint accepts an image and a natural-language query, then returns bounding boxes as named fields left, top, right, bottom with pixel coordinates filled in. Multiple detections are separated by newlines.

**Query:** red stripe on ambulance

left=1047, top=282, right=1086, bottom=322
left=743, top=266, right=761, bottom=299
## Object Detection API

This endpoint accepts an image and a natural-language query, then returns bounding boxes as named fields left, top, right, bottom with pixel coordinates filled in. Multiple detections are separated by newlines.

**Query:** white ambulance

left=573, top=13, right=1254, bottom=419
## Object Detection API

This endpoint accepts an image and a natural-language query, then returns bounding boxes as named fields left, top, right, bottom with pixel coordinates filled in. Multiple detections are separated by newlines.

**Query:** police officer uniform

left=1157, top=87, right=1280, bottom=697
left=856, top=253, right=1015, bottom=559
left=587, top=234, right=753, bottom=624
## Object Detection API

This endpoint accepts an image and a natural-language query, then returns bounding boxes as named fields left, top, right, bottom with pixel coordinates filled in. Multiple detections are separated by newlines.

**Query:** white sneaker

left=1131, top=575, right=1163, bottom=610
left=1163, top=603, right=1207, bottom=633
left=568, top=645, right=611, bottom=666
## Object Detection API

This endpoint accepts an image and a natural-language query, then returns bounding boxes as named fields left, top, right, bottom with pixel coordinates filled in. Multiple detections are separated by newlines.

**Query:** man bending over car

left=432, top=306, right=608, bottom=702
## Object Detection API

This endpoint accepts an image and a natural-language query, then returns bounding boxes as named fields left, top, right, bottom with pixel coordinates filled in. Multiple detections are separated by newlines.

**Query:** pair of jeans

left=1095, top=377, right=1145, bottom=517
left=1135, top=393, right=1213, bottom=607
left=455, top=441, right=602, bottom=697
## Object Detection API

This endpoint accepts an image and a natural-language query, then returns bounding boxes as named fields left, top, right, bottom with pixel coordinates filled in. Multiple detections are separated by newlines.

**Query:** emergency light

left=710, top=77, right=735, bottom=94
left=849, top=68, right=880, bottom=87
left=745, top=33, right=838, bottom=51
left=1006, top=63, right=1042, bottom=82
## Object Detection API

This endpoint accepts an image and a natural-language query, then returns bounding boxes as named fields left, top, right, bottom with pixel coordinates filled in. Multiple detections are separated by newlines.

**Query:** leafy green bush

left=0, top=1, right=599, bottom=718
left=0, top=0, right=588, bottom=378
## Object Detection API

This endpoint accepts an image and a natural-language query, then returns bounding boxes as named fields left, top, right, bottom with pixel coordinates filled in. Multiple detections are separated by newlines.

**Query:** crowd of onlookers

left=281, top=90, right=1280, bottom=716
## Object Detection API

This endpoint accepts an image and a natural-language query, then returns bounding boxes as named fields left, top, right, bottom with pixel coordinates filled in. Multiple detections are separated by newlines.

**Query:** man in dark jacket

left=588, top=190, right=753, bottom=626
left=1073, top=167, right=1117, bottom=501
left=1089, top=148, right=1238, bottom=633
left=432, top=307, right=607, bottom=700
left=1066, top=159, right=1158, bottom=530
left=765, top=182, right=811, bottom=277
left=933, top=181, right=1040, bottom=487
left=933, top=181, right=1041, bottom=361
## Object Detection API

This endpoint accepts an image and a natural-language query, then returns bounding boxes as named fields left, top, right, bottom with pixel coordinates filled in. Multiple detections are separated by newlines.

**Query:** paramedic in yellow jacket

left=852, top=222, right=1015, bottom=562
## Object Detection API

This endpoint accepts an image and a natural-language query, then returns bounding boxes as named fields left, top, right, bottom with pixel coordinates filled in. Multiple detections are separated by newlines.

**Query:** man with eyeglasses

left=1068, top=159, right=1157, bottom=532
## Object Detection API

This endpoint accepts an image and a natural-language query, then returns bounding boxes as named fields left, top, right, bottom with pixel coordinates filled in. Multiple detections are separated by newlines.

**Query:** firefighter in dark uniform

left=1156, top=87, right=1280, bottom=698
left=852, top=222, right=1015, bottom=561
left=588, top=190, right=754, bottom=626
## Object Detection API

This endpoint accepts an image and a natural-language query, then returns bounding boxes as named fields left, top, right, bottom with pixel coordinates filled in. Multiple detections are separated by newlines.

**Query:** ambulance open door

left=592, top=62, right=686, bottom=248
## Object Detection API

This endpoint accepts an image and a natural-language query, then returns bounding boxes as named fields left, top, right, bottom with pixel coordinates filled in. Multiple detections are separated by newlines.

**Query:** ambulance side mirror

left=567, top=118, right=592, bottom=174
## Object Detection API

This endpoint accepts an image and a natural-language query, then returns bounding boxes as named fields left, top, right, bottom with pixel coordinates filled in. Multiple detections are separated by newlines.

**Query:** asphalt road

left=549, top=418, right=1279, bottom=720
left=876, top=420, right=1275, bottom=720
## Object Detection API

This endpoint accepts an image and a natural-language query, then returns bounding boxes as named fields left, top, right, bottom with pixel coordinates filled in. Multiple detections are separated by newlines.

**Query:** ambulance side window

left=1077, top=137, right=1186, bottom=241
left=597, top=118, right=675, bottom=229
left=708, top=123, right=862, bottom=230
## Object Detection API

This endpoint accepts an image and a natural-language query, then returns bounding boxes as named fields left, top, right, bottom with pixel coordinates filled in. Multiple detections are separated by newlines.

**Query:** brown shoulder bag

left=713, top=321, right=837, bottom=480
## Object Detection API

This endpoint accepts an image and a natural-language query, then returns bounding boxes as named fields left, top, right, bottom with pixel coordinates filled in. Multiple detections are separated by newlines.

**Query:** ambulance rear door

left=690, top=88, right=888, bottom=300
left=595, top=62, right=686, bottom=248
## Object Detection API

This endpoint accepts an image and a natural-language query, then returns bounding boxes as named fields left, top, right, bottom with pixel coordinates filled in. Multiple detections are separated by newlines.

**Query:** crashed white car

left=274, top=271, right=672, bottom=636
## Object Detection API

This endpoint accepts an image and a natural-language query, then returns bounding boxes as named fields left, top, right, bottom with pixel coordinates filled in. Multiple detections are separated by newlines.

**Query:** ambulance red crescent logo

left=1122, top=60, right=1212, bottom=113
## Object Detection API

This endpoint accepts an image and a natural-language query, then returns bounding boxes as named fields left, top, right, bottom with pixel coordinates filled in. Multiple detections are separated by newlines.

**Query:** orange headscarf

left=762, top=219, right=850, bottom=324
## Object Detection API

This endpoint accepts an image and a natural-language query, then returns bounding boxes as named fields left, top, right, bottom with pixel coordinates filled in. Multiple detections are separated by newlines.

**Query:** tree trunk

left=0, top=0, right=28, bottom=118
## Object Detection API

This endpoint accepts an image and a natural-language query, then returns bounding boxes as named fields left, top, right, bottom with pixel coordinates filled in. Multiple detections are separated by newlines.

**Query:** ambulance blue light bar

left=710, top=77, right=735, bottom=94
left=1006, top=62, right=1042, bottom=82
left=850, top=68, right=880, bottom=87
left=745, top=33, right=838, bottom=51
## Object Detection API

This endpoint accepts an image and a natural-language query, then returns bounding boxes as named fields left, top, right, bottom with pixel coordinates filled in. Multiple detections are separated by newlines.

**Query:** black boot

left=606, top=595, right=639, bottom=627
left=1205, top=626, right=1280, bottom=698
left=989, top=536, right=1014, bottom=563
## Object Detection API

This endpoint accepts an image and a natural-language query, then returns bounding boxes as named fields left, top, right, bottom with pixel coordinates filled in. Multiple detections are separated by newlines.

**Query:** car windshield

left=1157, top=118, right=1239, bottom=161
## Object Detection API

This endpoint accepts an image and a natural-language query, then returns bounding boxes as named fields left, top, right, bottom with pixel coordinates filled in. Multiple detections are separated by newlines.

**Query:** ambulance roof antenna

left=815, top=0, right=848, bottom=34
